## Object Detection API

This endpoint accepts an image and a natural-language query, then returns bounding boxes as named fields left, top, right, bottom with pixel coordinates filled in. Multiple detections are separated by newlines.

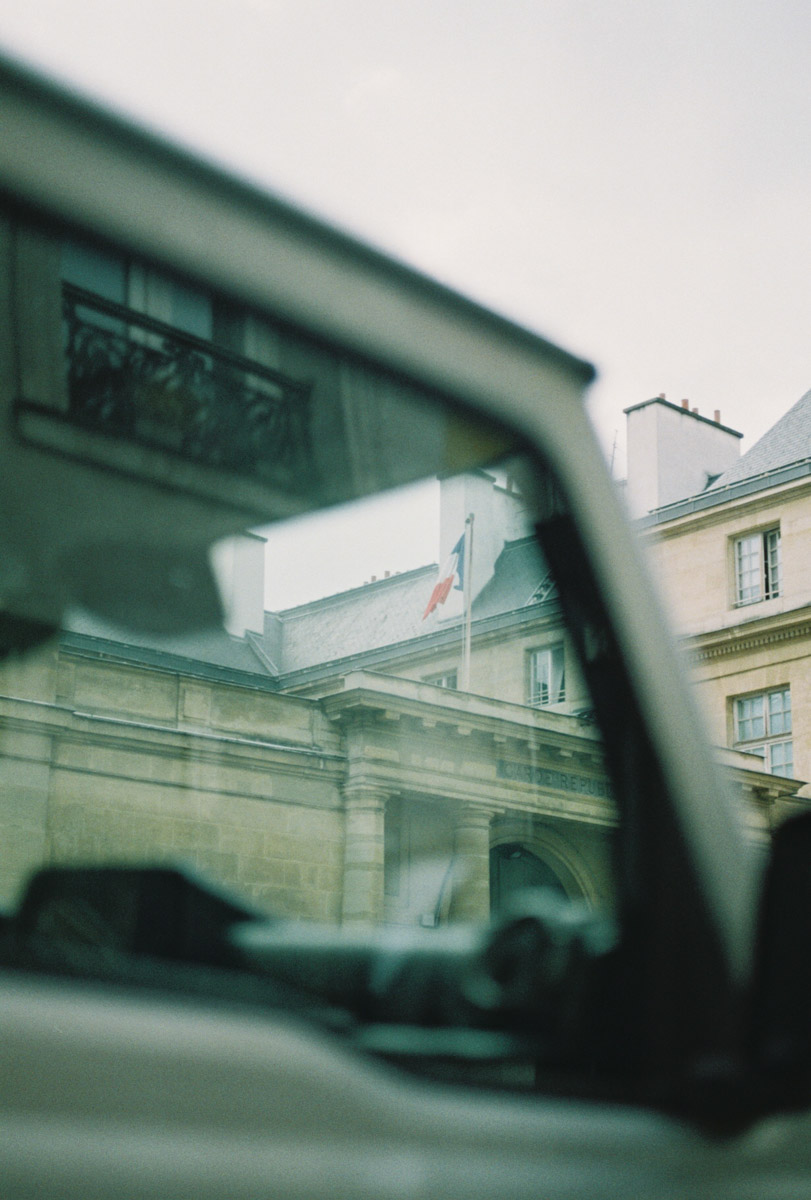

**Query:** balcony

left=52, top=284, right=313, bottom=496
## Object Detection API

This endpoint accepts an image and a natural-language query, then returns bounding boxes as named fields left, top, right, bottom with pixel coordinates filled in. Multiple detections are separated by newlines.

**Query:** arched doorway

left=489, top=842, right=568, bottom=914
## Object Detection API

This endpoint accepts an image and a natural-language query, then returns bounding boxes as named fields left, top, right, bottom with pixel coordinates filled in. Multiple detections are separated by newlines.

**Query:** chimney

left=624, top=396, right=743, bottom=517
left=210, top=531, right=267, bottom=637
left=714, top=410, right=721, bottom=424
left=437, top=471, right=532, bottom=618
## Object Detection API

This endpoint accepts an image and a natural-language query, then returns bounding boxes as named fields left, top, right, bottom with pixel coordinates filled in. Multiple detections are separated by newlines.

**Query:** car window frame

left=0, top=51, right=761, bottom=1102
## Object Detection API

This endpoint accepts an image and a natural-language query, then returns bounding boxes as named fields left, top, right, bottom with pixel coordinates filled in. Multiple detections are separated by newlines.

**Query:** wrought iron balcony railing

left=60, top=284, right=313, bottom=491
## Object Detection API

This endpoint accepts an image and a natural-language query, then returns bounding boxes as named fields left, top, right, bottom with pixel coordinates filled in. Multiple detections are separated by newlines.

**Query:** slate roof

left=64, top=609, right=272, bottom=677
left=709, top=388, right=811, bottom=490
left=471, top=537, right=552, bottom=620
left=270, top=565, right=443, bottom=673
left=268, top=536, right=549, bottom=675
left=61, top=534, right=551, bottom=682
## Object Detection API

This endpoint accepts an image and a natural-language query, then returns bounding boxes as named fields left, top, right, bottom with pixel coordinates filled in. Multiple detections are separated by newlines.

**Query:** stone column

left=449, top=803, right=493, bottom=922
left=341, top=786, right=387, bottom=926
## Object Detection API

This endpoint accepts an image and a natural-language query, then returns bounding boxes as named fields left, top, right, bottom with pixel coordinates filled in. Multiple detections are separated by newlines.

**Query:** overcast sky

left=1, top=1, right=809, bottom=603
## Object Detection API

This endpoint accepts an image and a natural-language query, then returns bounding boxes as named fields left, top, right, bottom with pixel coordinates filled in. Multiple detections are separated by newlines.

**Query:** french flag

left=422, top=533, right=465, bottom=619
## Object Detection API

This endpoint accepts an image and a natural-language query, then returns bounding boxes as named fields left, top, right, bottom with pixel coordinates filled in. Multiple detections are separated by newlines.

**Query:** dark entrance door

left=489, top=843, right=568, bottom=914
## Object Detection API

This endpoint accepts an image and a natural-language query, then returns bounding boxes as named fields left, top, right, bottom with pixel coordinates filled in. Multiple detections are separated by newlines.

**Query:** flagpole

left=460, top=512, right=474, bottom=690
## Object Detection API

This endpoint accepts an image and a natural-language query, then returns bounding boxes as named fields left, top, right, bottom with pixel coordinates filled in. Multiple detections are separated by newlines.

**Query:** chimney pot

left=714, top=409, right=721, bottom=423
left=371, top=575, right=377, bottom=583
left=691, top=407, right=698, bottom=415
left=681, top=399, right=689, bottom=409
left=658, top=392, right=666, bottom=400
left=384, top=570, right=390, bottom=578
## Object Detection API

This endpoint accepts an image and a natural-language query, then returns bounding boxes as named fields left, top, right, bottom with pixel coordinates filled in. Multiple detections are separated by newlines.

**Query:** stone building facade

left=0, top=628, right=618, bottom=923
left=0, top=219, right=627, bottom=925
left=1, top=217, right=803, bottom=931
left=0, top=456, right=801, bottom=924
left=635, top=390, right=811, bottom=806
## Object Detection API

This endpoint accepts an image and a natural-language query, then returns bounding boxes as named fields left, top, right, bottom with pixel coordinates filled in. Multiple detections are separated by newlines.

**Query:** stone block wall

left=0, top=641, right=346, bottom=917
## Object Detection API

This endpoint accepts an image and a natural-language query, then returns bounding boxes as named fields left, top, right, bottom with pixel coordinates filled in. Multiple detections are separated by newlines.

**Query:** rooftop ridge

left=272, top=560, right=437, bottom=618
left=623, top=395, right=743, bottom=438
left=640, top=457, right=811, bottom=527
left=706, top=387, right=811, bottom=491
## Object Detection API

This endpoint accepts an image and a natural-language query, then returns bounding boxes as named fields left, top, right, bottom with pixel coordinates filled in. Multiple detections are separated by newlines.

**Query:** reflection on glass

left=0, top=457, right=617, bottom=927
left=0, top=225, right=617, bottom=934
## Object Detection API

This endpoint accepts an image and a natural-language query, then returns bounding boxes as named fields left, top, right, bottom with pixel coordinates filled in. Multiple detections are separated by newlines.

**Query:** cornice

left=638, top=460, right=811, bottom=532
left=689, top=614, right=811, bottom=661
left=642, top=478, right=811, bottom=541
left=321, top=675, right=605, bottom=763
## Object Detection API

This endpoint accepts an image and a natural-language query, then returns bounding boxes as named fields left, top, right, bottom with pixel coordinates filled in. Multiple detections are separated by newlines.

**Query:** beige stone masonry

left=449, top=803, right=493, bottom=921
left=341, top=786, right=387, bottom=925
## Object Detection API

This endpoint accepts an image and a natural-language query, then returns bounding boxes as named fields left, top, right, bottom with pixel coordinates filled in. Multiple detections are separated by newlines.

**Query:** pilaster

left=341, top=785, right=387, bottom=925
left=449, top=802, right=493, bottom=922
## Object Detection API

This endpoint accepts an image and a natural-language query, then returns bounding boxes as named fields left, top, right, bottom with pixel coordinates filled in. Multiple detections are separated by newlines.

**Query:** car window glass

left=0, top=225, right=619, bottom=943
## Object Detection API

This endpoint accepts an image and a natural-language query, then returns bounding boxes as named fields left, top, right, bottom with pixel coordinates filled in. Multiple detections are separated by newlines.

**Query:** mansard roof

left=473, top=536, right=553, bottom=619
left=64, top=609, right=273, bottom=679
left=61, top=534, right=552, bottom=682
left=268, top=564, right=440, bottom=673
left=708, top=387, right=811, bottom=490
left=641, top=388, right=811, bottom=527
left=268, top=535, right=551, bottom=674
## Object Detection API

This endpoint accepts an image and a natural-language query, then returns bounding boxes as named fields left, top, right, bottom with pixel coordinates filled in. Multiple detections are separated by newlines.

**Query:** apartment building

left=632, top=391, right=811, bottom=816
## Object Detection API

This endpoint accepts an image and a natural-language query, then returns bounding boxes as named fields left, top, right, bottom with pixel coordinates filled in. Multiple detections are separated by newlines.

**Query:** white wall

left=625, top=399, right=742, bottom=517
left=209, top=531, right=267, bottom=636
left=437, top=471, right=530, bottom=618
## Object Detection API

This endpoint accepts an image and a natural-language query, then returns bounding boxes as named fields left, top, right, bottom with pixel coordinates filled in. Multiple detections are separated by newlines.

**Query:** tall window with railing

left=528, top=644, right=566, bottom=708
left=734, top=528, right=781, bottom=606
